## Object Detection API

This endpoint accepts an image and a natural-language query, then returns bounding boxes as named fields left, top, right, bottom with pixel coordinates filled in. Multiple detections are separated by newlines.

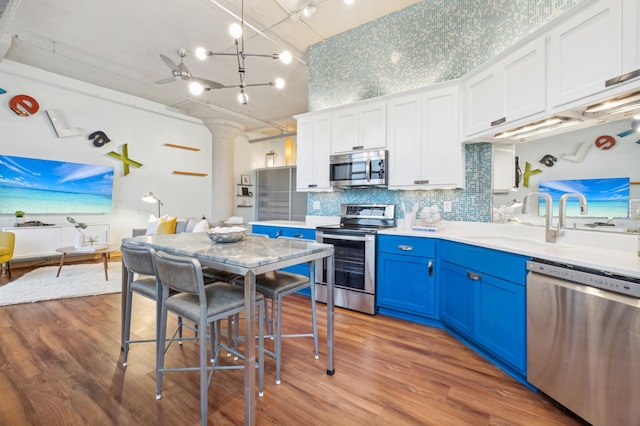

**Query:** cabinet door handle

left=605, top=68, right=640, bottom=87
left=491, top=117, right=506, bottom=127
left=414, top=179, right=429, bottom=185
left=428, top=260, right=434, bottom=277
left=352, top=145, right=364, bottom=150
left=397, top=245, right=414, bottom=251
left=293, top=233, right=304, bottom=238
left=308, top=184, right=318, bottom=188
left=466, top=271, right=482, bottom=281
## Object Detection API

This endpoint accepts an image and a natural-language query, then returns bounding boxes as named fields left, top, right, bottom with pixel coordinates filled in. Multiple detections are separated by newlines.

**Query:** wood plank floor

left=0, top=261, right=587, bottom=425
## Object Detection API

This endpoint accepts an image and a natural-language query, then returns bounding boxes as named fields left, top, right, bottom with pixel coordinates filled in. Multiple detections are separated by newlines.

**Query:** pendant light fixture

left=188, top=0, right=290, bottom=104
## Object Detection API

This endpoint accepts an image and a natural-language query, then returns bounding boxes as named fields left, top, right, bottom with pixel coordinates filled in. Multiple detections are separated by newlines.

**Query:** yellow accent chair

left=0, top=232, right=16, bottom=279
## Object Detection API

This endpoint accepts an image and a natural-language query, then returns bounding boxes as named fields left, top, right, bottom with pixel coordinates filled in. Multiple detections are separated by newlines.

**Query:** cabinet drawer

left=378, top=235, right=435, bottom=257
left=440, top=240, right=528, bottom=285
left=251, top=225, right=315, bottom=241
left=251, top=224, right=278, bottom=238
left=281, top=227, right=315, bottom=240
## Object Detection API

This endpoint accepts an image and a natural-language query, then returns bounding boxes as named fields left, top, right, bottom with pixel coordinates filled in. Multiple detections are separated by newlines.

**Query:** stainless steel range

left=315, top=203, right=396, bottom=314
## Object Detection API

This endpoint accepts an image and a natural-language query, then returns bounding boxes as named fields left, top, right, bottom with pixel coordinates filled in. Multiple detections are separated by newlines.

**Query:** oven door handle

left=321, top=233, right=367, bottom=242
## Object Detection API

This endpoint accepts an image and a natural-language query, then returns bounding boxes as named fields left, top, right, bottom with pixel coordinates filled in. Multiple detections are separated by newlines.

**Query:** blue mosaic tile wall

left=308, top=0, right=581, bottom=110
left=309, top=143, right=493, bottom=222
left=306, top=0, right=581, bottom=222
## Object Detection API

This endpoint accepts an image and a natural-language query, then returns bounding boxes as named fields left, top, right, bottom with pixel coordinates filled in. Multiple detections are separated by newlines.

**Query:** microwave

left=329, top=149, right=388, bottom=188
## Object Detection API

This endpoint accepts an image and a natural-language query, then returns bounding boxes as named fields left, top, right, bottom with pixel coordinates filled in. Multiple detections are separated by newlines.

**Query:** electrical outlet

left=313, top=201, right=321, bottom=210
left=443, top=201, right=452, bottom=213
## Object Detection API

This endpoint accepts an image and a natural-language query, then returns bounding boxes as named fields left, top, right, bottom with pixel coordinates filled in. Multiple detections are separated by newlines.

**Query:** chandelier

left=187, top=0, right=292, bottom=105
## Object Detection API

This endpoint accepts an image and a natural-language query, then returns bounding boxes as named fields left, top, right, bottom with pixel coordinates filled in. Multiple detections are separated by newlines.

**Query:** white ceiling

left=1, top=0, right=422, bottom=133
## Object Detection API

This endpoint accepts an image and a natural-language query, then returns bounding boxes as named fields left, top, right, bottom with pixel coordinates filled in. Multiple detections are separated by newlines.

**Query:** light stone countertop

left=250, top=219, right=640, bottom=279
left=381, top=221, right=640, bottom=279
left=249, top=220, right=313, bottom=229
left=250, top=216, right=340, bottom=230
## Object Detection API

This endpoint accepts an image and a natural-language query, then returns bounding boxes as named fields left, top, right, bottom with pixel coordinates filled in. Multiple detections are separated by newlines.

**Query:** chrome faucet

left=522, top=192, right=557, bottom=243
left=558, top=193, right=588, bottom=229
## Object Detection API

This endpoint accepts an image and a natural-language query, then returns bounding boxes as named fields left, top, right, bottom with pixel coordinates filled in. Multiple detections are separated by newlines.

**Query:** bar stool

left=121, top=243, right=192, bottom=367
left=233, top=236, right=319, bottom=385
left=154, top=250, right=265, bottom=426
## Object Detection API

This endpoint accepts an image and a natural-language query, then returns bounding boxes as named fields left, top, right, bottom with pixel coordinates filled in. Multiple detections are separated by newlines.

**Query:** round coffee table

left=55, top=245, right=116, bottom=281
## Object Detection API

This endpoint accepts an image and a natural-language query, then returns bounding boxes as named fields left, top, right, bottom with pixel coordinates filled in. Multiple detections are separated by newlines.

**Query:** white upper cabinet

left=492, top=144, right=516, bottom=194
left=464, top=37, right=546, bottom=137
left=295, top=112, right=332, bottom=192
left=422, top=85, right=463, bottom=187
left=548, top=0, right=623, bottom=107
left=464, top=63, right=502, bottom=136
left=502, top=38, right=547, bottom=124
left=387, top=94, right=422, bottom=188
left=621, top=0, right=640, bottom=79
left=331, top=101, right=386, bottom=153
left=388, top=84, right=463, bottom=189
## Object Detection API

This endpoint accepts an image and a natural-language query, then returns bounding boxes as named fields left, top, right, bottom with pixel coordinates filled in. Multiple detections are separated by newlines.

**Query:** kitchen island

left=121, top=232, right=335, bottom=426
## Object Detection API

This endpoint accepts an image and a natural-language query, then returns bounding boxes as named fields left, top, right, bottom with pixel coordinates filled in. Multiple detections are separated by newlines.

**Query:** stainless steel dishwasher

left=527, top=258, right=640, bottom=426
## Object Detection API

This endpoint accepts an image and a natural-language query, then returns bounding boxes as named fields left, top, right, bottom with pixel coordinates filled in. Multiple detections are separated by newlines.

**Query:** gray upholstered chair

left=121, top=243, right=193, bottom=367
left=233, top=236, right=319, bottom=385
left=154, top=250, right=265, bottom=426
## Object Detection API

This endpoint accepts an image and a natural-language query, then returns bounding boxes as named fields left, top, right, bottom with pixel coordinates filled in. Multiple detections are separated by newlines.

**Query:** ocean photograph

left=0, top=155, right=114, bottom=214
left=538, top=177, right=630, bottom=218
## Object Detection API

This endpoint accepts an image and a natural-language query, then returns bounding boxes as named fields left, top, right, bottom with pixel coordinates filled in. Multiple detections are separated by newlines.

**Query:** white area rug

left=0, top=262, right=122, bottom=306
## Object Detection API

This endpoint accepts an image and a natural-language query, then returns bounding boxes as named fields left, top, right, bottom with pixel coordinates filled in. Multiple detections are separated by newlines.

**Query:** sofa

left=132, top=216, right=222, bottom=237
left=131, top=215, right=238, bottom=283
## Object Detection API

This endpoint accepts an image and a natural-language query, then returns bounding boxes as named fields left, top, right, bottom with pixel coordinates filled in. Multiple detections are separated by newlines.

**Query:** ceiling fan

left=154, top=48, right=224, bottom=89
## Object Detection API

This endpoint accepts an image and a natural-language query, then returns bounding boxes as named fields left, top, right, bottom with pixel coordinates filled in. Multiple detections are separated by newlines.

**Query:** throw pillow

left=174, top=218, right=189, bottom=234
left=186, top=217, right=202, bottom=233
left=192, top=219, right=209, bottom=233
left=145, top=214, right=162, bottom=236
left=155, top=216, right=177, bottom=235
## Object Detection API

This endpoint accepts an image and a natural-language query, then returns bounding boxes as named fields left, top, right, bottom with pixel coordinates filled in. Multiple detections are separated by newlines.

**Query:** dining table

left=120, top=232, right=335, bottom=426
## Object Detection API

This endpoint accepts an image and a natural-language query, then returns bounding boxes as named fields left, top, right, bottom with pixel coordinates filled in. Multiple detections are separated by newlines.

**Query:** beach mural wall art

left=0, top=155, right=114, bottom=214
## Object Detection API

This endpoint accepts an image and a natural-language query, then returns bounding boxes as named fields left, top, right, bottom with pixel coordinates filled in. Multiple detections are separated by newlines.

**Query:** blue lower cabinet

left=251, top=224, right=279, bottom=238
left=439, top=240, right=528, bottom=380
left=281, top=227, right=315, bottom=240
left=440, top=261, right=475, bottom=338
left=251, top=224, right=315, bottom=241
left=250, top=224, right=315, bottom=294
left=377, top=235, right=438, bottom=324
left=475, top=274, right=525, bottom=372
